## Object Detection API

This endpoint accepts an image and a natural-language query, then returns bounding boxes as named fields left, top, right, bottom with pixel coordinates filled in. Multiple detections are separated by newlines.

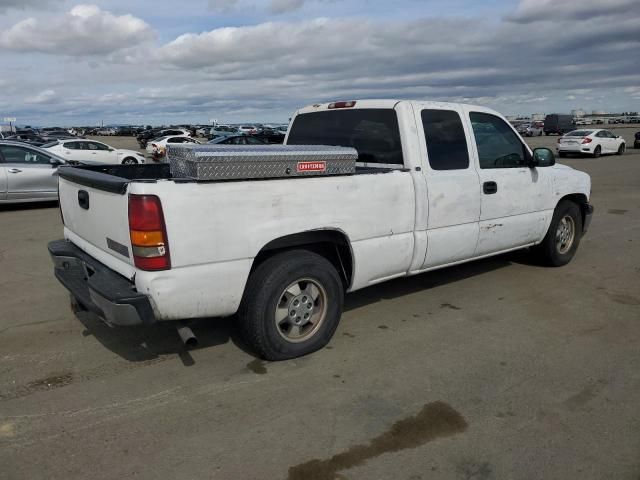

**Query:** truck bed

left=58, top=163, right=405, bottom=194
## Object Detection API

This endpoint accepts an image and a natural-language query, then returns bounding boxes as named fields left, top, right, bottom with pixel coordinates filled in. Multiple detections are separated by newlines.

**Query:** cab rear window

left=287, top=109, right=403, bottom=165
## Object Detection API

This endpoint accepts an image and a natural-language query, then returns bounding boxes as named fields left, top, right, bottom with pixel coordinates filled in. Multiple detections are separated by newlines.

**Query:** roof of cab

left=295, top=99, right=497, bottom=115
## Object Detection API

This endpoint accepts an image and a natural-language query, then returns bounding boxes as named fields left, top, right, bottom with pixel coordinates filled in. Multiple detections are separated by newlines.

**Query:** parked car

left=634, top=131, right=640, bottom=149
left=237, top=125, right=258, bottom=135
left=42, top=130, right=78, bottom=140
left=44, top=139, right=146, bottom=164
left=0, top=141, right=70, bottom=203
left=49, top=99, right=592, bottom=360
left=544, top=114, right=574, bottom=135
left=147, top=135, right=200, bottom=160
left=557, top=129, right=625, bottom=158
left=196, top=127, right=211, bottom=137
left=254, top=128, right=286, bottom=144
left=207, top=135, right=267, bottom=145
left=115, top=127, right=137, bottom=136
left=4, top=133, right=49, bottom=146
left=137, top=128, right=191, bottom=148
left=516, top=122, right=543, bottom=137
left=207, top=126, right=239, bottom=140
left=96, top=128, right=116, bottom=136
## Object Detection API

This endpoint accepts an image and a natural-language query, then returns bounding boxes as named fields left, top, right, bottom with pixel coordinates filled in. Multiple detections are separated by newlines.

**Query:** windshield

left=566, top=130, right=593, bottom=137
left=287, top=108, right=403, bottom=165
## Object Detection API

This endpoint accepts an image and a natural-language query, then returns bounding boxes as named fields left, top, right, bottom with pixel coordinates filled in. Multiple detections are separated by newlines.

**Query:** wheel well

left=559, top=193, right=589, bottom=225
left=252, top=231, right=353, bottom=290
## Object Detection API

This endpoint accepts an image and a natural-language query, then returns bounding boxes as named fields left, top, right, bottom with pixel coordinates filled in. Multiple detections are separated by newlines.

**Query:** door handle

left=8, top=168, right=22, bottom=173
left=483, top=181, right=498, bottom=194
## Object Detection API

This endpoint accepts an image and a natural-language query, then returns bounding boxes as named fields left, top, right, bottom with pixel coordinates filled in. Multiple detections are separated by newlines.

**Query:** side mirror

left=49, top=157, right=63, bottom=166
left=531, top=148, right=555, bottom=167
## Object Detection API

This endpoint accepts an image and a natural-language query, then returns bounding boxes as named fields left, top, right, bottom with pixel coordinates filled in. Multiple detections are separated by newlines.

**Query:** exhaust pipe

left=177, top=323, right=198, bottom=348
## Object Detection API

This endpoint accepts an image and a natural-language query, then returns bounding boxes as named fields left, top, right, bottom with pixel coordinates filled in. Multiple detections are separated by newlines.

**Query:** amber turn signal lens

left=130, top=229, right=164, bottom=246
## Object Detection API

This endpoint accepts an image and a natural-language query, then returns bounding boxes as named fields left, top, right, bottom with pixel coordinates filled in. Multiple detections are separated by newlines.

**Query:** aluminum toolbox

left=167, top=144, right=357, bottom=180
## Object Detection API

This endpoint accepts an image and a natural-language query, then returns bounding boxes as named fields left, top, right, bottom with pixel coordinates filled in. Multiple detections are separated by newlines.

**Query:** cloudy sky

left=0, top=0, right=639, bottom=126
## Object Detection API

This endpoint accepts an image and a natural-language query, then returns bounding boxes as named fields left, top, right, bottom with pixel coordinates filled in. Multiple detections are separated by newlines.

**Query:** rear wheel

left=534, top=200, right=582, bottom=267
left=617, top=144, right=625, bottom=155
left=238, top=250, right=344, bottom=360
left=592, top=145, right=601, bottom=158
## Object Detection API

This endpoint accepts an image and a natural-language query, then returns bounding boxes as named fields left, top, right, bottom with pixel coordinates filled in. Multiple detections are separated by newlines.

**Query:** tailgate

left=58, top=171, right=135, bottom=278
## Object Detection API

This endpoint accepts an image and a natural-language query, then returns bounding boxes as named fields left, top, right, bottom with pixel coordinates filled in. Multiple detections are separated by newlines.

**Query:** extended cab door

left=413, top=104, right=481, bottom=268
left=464, top=108, right=552, bottom=256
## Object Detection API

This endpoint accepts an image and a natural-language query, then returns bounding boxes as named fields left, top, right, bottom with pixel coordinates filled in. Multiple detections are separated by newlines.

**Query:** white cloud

left=2, top=0, right=639, bottom=124
left=25, top=89, right=56, bottom=104
left=0, top=4, right=155, bottom=56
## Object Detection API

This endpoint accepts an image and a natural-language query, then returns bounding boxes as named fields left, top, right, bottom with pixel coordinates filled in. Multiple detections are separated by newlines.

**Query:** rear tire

left=534, top=200, right=582, bottom=267
left=238, top=250, right=344, bottom=360
left=592, top=145, right=601, bottom=158
left=617, top=144, right=625, bottom=155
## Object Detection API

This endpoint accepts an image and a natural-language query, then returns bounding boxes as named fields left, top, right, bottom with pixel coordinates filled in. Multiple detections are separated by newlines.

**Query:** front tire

left=238, top=250, right=344, bottom=360
left=617, top=144, right=625, bottom=155
left=535, top=200, right=582, bottom=267
left=122, top=157, right=138, bottom=165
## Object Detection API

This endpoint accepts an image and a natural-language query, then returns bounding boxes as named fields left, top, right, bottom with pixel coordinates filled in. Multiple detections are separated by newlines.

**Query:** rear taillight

left=328, top=101, right=356, bottom=109
left=128, top=194, right=170, bottom=271
left=581, top=137, right=592, bottom=144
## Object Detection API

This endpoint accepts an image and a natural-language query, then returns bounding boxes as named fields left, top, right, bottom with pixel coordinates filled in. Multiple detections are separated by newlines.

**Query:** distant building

left=531, top=113, right=545, bottom=121
left=571, top=109, right=586, bottom=117
left=592, top=110, right=607, bottom=116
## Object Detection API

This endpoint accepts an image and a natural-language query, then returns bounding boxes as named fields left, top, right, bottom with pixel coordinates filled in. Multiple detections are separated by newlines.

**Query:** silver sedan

left=0, top=141, right=69, bottom=203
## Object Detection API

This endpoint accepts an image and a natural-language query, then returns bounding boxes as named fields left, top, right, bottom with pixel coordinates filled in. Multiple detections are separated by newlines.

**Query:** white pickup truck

left=49, top=100, right=593, bottom=360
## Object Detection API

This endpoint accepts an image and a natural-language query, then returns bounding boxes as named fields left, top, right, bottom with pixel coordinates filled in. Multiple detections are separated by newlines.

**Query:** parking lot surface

left=1, top=129, right=639, bottom=480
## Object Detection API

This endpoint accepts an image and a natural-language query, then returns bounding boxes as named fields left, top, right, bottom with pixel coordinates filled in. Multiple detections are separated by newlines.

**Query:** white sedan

left=557, top=129, right=626, bottom=158
left=146, top=135, right=201, bottom=159
left=45, top=139, right=146, bottom=164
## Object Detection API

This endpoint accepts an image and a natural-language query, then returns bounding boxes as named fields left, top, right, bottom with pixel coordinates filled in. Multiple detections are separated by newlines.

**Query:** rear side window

left=287, top=109, right=403, bottom=165
left=421, top=109, right=469, bottom=170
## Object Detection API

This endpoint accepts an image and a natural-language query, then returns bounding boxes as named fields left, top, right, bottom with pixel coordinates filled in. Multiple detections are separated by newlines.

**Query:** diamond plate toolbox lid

left=167, top=144, right=357, bottom=181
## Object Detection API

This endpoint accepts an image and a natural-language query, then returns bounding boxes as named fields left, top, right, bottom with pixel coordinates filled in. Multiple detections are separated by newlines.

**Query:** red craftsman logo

left=297, top=161, right=326, bottom=173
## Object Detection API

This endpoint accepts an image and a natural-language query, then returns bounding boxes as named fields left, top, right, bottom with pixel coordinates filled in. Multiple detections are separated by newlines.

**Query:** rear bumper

left=557, top=144, right=592, bottom=153
left=48, top=239, right=155, bottom=326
